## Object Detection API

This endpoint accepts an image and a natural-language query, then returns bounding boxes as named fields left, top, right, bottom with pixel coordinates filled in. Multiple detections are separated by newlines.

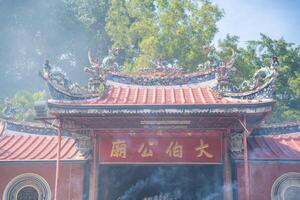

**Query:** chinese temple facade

left=1, top=50, right=300, bottom=200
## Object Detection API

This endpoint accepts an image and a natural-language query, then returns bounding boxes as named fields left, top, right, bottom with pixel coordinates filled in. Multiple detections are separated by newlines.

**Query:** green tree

left=0, top=91, right=46, bottom=121
left=217, top=34, right=256, bottom=86
left=64, top=0, right=111, bottom=56
left=13, top=91, right=46, bottom=121
left=106, top=0, right=223, bottom=72
left=218, top=34, right=300, bottom=122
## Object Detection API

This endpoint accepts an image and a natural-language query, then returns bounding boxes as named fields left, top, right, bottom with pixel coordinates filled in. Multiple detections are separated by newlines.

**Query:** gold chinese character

left=110, top=140, right=127, bottom=158
left=166, top=141, right=183, bottom=158
left=138, top=143, right=153, bottom=157
left=195, top=139, right=213, bottom=158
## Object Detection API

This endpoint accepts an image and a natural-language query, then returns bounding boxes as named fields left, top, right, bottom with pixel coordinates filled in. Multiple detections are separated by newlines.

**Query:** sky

left=212, top=0, right=300, bottom=46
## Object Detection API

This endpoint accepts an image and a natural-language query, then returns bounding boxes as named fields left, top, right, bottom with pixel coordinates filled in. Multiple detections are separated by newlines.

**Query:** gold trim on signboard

left=140, top=120, right=191, bottom=125
left=99, top=162, right=223, bottom=165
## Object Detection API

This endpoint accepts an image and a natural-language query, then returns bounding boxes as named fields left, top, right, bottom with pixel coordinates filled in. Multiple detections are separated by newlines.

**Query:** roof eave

left=48, top=101, right=274, bottom=115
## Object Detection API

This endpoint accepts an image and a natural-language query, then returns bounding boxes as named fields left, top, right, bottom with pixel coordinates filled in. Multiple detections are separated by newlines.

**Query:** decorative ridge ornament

left=215, top=49, right=236, bottom=91
left=219, top=58, right=278, bottom=99
left=230, top=133, right=244, bottom=153
left=39, top=59, right=107, bottom=100
left=0, top=119, right=6, bottom=138
left=71, top=132, right=92, bottom=160
left=40, top=46, right=278, bottom=101
left=106, top=69, right=217, bottom=86
left=86, top=48, right=121, bottom=77
left=2, top=98, right=16, bottom=119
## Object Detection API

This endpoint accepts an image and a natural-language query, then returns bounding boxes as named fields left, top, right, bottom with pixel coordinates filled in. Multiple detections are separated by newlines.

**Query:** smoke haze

left=0, top=0, right=98, bottom=96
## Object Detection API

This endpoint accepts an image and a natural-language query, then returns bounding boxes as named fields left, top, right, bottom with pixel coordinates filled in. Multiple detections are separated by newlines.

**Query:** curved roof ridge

left=48, top=84, right=274, bottom=106
left=252, top=123, right=300, bottom=136
left=106, top=77, right=218, bottom=88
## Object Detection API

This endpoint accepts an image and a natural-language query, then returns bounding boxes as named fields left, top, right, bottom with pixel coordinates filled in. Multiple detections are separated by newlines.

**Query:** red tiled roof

left=0, top=134, right=86, bottom=162
left=49, top=86, right=272, bottom=106
left=233, top=134, right=300, bottom=160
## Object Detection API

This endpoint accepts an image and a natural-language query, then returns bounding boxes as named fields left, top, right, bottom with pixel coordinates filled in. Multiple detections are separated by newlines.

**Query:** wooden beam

left=237, top=118, right=250, bottom=136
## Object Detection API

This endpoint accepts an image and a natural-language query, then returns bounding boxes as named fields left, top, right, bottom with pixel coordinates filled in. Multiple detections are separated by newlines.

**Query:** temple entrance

left=17, top=186, right=39, bottom=200
left=98, top=165, right=223, bottom=200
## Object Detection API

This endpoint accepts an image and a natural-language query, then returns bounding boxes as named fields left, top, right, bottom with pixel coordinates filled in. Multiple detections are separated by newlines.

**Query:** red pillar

left=54, top=120, right=62, bottom=200
left=243, top=131, right=250, bottom=200
left=90, top=133, right=98, bottom=200
left=223, top=129, right=233, bottom=200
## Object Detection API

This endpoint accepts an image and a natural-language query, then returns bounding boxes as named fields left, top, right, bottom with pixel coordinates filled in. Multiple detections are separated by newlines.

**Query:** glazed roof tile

left=0, top=125, right=86, bottom=162
left=49, top=85, right=273, bottom=107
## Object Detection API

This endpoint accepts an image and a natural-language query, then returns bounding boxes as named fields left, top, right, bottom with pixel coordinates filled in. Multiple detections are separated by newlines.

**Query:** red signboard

left=99, top=131, right=223, bottom=164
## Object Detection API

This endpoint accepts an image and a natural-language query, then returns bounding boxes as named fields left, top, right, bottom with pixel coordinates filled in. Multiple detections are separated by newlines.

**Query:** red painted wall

left=236, top=162, right=300, bottom=200
left=0, top=163, right=85, bottom=200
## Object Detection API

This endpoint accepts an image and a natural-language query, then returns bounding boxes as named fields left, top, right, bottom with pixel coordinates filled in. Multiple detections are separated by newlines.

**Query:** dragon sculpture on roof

left=221, top=57, right=278, bottom=99
left=40, top=46, right=278, bottom=100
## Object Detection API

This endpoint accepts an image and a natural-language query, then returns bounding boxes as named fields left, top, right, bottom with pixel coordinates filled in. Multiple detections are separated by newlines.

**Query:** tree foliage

left=0, top=1, right=299, bottom=122
left=0, top=91, right=46, bottom=121
left=64, top=0, right=111, bottom=56
left=106, top=0, right=223, bottom=72
left=218, top=34, right=300, bottom=122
